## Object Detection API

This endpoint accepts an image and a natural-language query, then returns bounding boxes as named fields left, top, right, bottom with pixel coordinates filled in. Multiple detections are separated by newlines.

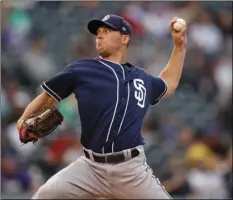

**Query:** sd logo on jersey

left=133, top=79, right=146, bottom=108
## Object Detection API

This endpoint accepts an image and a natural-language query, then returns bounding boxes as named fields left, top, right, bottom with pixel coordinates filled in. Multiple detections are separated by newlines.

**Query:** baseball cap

left=87, top=14, right=132, bottom=37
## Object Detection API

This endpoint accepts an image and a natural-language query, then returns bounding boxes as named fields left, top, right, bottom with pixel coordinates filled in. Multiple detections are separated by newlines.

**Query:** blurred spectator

left=6, top=0, right=37, bottom=10
left=1, top=88, right=12, bottom=124
left=218, top=97, right=232, bottom=132
left=2, top=1, right=32, bottom=52
left=3, top=78, right=32, bottom=123
left=62, top=140, right=84, bottom=166
left=222, top=146, right=232, bottom=199
left=58, top=94, right=81, bottom=132
left=1, top=154, right=34, bottom=195
left=161, top=154, right=191, bottom=198
left=1, top=6, right=11, bottom=51
left=189, top=10, right=223, bottom=57
left=74, top=30, right=97, bottom=60
left=34, top=134, right=76, bottom=181
left=186, top=141, right=227, bottom=198
left=216, top=9, right=232, bottom=37
left=5, top=122, right=41, bottom=158
left=20, top=32, right=57, bottom=85
left=118, top=2, right=146, bottom=38
left=141, top=109, right=158, bottom=151
left=141, top=2, right=175, bottom=41
left=214, top=55, right=232, bottom=107
left=176, top=126, right=196, bottom=153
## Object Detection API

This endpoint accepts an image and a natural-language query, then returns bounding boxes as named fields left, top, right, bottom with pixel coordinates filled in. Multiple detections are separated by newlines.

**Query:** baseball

left=173, top=18, right=186, bottom=31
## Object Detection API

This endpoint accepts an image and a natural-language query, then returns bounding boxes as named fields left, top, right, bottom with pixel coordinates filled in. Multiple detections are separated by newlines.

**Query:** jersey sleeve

left=149, top=75, right=168, bottom=105
left=41, top=63, right=77, bottom=102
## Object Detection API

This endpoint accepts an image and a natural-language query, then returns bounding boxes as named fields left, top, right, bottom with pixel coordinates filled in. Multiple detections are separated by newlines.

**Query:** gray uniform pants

left=32, top=146, right=172, bottom=199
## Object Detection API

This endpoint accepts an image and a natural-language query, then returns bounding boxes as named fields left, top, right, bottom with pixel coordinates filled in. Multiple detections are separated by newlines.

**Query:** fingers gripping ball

left=19, top=107, right=64, bottom=144
left=173, top=18, right=186, bottom=32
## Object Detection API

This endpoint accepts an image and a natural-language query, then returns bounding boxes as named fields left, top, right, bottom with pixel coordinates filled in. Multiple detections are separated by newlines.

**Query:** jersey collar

left=97, top=56, right=133, bottom=68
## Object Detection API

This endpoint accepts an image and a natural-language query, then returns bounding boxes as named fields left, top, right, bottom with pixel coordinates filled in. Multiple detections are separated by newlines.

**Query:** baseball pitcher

left=17, top=14, right=187, bottom=199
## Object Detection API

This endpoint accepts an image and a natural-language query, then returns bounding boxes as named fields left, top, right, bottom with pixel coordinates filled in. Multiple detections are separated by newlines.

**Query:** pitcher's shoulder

left=64, top=58, right=98, bottom=69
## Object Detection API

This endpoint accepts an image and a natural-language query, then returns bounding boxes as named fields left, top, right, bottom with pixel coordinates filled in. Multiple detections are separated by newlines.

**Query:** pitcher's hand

left=170, top=17, right=187, bottom=48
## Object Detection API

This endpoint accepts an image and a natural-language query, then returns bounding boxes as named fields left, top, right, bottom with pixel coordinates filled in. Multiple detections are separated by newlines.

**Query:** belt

left=84, top=148, right=140, bottom=164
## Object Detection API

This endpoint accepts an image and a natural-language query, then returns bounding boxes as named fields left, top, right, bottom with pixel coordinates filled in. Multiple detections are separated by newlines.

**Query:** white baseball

left=173, top=18, right=186, bottom=32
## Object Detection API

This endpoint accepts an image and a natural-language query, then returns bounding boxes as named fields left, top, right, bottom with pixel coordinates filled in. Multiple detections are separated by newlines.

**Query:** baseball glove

left=19, top=107, right=64, bottom=144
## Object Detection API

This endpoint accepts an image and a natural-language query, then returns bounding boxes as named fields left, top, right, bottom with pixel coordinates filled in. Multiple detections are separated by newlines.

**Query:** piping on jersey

left=111, top=63, right=129, bottom=152
left=155, top=77, right=168, bottom=102
left=152, top=77, right=168, bottom=107
left=98, top=60, right=119, bottom=154
left=41, top=82, right=62, bottom=101
left=112, top=81, right=130, bottom=152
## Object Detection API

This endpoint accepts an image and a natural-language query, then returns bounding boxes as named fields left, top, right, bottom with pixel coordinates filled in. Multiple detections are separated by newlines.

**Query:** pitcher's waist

left=83, top=145, right=144, bottom=164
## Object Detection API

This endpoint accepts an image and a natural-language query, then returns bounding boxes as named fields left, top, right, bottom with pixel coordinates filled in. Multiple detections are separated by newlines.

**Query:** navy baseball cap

left=87, top=14, right=132, bottom=37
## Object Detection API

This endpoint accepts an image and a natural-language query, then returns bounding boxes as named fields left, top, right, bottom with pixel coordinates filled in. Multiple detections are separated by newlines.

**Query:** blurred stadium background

left=1, top=1, right=232, bottom=199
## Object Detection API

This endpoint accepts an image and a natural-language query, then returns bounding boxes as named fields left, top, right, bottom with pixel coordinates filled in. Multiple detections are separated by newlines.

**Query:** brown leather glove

left=19, top=107, right=64, bottom=144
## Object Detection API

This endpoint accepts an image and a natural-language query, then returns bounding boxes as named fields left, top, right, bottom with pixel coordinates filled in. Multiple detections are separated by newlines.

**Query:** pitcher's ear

left=122, top=35, right=130, bottom=45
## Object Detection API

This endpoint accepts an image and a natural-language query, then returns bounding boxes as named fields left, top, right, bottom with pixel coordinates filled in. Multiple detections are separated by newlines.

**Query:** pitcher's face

left=96, top=27, right=128, bottom=57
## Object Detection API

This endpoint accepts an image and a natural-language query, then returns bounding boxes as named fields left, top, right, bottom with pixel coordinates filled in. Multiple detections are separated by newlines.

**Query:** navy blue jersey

left=41, top=57, right=167, bottom=153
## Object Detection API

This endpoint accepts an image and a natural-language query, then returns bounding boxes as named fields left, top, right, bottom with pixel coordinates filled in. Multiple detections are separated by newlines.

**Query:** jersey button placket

left=112, top=129, right=117, bottom=136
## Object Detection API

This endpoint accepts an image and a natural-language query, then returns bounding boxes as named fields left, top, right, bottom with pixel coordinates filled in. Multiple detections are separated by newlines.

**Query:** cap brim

left=87, top=19, right=118, bottom=35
